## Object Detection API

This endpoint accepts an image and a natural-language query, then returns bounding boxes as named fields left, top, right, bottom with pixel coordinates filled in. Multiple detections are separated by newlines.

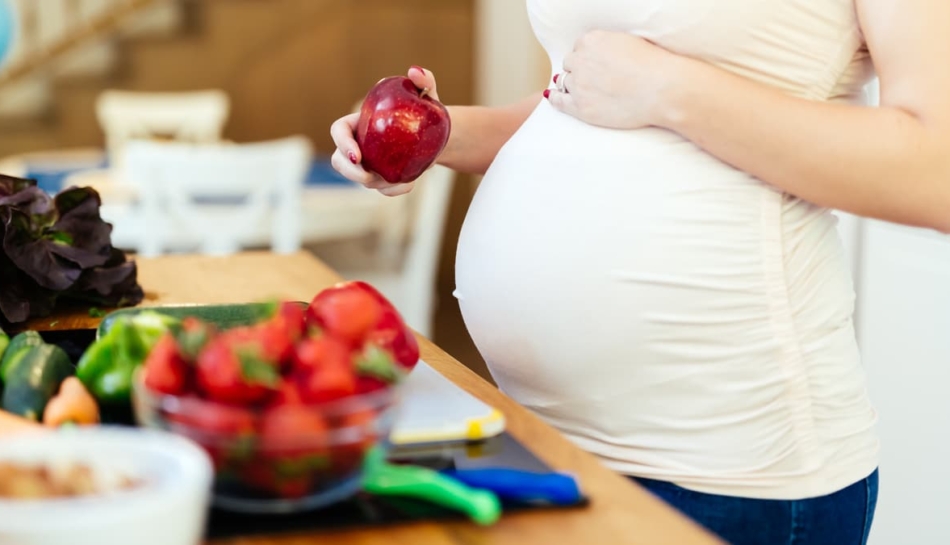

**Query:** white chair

left=322, top=164, right=456, bottom=338
left=118, top=136, right=312, bottom=257
left=96, top=89, right=231, bottom=165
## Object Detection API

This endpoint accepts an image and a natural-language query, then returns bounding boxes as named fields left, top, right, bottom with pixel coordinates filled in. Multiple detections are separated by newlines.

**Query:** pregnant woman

left=330, top=1, right=950, bottom=543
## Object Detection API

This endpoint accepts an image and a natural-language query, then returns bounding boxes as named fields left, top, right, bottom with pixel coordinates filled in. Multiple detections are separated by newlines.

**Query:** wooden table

left=26, top=251, right=726, bottom=545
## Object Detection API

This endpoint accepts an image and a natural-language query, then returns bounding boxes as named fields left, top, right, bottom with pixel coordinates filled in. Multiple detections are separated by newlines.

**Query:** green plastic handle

left=362, top=447, right=502, bottom=525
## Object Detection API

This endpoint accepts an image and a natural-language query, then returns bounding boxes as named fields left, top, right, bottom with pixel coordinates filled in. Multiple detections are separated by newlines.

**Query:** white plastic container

left=0, top=426, right=213, bottom=545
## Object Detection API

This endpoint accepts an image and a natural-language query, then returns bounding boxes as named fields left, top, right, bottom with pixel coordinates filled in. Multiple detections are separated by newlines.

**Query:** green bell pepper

left=77, top=311, right=180, bottom=404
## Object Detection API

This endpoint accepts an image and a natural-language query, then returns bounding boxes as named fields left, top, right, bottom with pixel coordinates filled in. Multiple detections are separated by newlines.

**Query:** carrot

left=42, top=377, right=100, bottom=427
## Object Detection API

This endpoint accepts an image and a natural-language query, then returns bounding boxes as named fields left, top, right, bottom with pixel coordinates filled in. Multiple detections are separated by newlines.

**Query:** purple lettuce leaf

left=0, top=174, right=36, bottom=198
left=0, top=175, right=144, bottom=324
left=0, top=254, right=58, bottom=324
left=49, top=187, right=114, bottom=267
left=2, top=206, right=85, bottom=291
left=65, top=248, right=145, bottom=307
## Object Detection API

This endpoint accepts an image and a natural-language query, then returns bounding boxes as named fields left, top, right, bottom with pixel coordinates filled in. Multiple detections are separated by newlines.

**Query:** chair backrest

left=96, top=89, right=231, bottom=164
left=119, top=136, right=312, bottom=257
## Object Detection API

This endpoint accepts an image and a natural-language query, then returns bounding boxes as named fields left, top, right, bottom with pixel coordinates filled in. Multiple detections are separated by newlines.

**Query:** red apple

left=355, top=76, right=451, bottom=184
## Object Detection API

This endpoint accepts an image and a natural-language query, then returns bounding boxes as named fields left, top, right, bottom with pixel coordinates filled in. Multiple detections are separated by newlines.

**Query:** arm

left=438, top=92, right=543, bottom=175
left=656, top=0, right=950, bottom=232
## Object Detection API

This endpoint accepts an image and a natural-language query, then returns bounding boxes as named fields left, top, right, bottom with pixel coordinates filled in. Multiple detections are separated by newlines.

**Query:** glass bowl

left=131, top=372, right=400, bottom=514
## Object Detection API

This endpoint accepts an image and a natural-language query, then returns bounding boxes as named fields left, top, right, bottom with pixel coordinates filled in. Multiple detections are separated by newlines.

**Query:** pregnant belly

left=454, top=102, right=857, bottom=447
left=453, top=103, right=875, bottom=496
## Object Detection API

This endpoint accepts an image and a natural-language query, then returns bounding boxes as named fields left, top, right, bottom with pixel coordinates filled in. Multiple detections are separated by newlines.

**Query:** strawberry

left=290, top=334, right=358, bottom=404
left=307, top=281, right=420, bottom=370
left=354, top=343, right=404, bottom=385
left=306, top=282, right=383, bottom=346
left=272, top=301, right=307, bottom=342
left=355, top=376, right=389, bottom=394
left=142, top=332, right=189, bottom=395
left=174, top=317, right=216, bottom=362
left=292, top=335, right=352, bottom=375
left=259, top=404, right=330, bottom=461
left=329, top=406, right=378, bottom=474
left=363, top=304, right=420, bottom=370
left=267, top=378, right=304, bottom=407
left=250, top=321, right=296, bottom=365
left=299, top=364, right=357, bottom=404
left=195, top=336, right=280, bottom=405
left=165, top=400, right=256, bottom=470
left=242, top=302, right=308, bottom=366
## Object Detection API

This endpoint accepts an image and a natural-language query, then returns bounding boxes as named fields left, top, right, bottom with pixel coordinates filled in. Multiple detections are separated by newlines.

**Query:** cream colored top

left=453, top=0, right=880, bottom=500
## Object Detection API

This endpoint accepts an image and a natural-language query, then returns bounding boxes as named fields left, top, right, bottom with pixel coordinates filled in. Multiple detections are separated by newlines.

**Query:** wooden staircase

left=0, top=0, right=168, bottom=88
left=0, top=0, right=188, bottom=153
left=0, top=0, right=475, bottom=159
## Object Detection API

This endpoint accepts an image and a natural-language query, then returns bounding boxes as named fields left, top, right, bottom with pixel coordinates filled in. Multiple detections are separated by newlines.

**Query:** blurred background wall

left=0, top=0, right=550, bottom=381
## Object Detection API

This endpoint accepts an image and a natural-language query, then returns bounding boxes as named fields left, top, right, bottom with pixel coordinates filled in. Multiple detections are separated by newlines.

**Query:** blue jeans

left=632, top=469, right=879, bottom=545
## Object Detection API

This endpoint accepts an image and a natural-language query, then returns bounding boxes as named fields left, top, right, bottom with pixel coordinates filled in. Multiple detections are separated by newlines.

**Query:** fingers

left=408, top=65, right=439, bottom=101
left=545, top=88, right=579, bottom=119
left=329, top=112, right=388, bottom=188
left=329, top=147, right=415, bottom=196
left=552, top=70, right=572, bottom=94
left=330, top=112, right=362, bottom=164
left=330, top=148, right=380, bottom=186
left=378, top=181, right=415, bottom=197
left=561, top=51, right=577, bottom=74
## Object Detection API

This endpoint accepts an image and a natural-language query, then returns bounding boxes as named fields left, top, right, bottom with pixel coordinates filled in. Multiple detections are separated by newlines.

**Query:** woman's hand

left=546, top=30, right=687, bottom=130
left=329, top=65, right=440, bottom=197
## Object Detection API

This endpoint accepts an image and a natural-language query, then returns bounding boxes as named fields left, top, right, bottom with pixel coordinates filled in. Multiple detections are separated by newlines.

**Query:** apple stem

left=419, top=87, right=430, bottom=99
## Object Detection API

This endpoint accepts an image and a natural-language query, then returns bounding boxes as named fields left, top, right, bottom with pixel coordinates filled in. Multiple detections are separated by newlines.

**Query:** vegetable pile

left=0, top=279, right=421, bottom=500
left=77, top=311, right=180, bottom=405
left=0, top=174, right=144, bottom=325
left=0, top=328, right=100, bottom=427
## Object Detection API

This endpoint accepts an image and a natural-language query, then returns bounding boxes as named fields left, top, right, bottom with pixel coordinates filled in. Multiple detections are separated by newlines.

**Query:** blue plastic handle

left=441, top=468, right=582, bottom=506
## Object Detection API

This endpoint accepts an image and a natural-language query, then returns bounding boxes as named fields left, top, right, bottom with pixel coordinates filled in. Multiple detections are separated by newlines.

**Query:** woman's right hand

left=330, top=66, right=440, bottom=197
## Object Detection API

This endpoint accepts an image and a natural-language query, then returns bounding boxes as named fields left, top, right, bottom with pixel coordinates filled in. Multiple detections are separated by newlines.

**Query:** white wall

left=859, top=221, right=950, bottom=545
left=474, top=0, right=548, bottom=107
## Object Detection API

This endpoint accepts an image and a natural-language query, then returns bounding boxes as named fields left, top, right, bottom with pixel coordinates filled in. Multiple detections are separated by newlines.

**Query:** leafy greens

left=0, top=174, right=144, bottom=324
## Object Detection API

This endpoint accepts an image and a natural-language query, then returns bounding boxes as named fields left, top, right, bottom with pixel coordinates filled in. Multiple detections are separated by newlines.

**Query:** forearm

left=438, top=93, right=543, bottom=175
left=660, top=60, right=950, bottom=233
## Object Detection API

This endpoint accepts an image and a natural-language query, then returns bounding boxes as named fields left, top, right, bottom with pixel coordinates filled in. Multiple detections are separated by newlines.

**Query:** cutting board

left=389, top=360, right=506, bottom=446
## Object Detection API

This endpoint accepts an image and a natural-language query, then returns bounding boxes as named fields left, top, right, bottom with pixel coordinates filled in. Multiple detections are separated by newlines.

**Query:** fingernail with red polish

left=348, top=151, right=358, bottom=164
left=543, top=89, right=551, bottom=99
left=553, top=74, right=559, bottom=84
left=410, top=65, right=425, bottom=74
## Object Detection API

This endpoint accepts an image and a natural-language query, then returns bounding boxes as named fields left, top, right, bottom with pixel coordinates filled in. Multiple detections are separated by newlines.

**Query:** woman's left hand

left=546, top=30, right=686, bottom=130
